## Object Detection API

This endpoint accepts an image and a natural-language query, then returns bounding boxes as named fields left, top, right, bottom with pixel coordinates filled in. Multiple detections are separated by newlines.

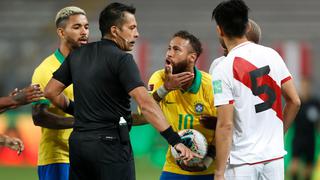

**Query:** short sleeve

left=118, top=54, right=145, bottom=93
left=52, top=54, right=72, bottom=87
left=275, top=52, right=292, bottom=85
left=148, top=70, right=165, bottom=94
left=212, top=62, right=234, bottom=106
left=31, top=66, right=51, bottom=105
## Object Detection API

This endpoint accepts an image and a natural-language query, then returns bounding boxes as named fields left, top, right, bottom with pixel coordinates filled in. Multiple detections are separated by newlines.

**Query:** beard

left=172, top=60, right=188, bottom=74
left=66, top=36, right=81, bottom=49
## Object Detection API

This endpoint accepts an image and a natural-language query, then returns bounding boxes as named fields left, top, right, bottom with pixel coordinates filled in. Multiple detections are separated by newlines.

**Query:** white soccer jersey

left=212, top=41, right=292, bottom=165
left=209, top=56, right=225, bottom=76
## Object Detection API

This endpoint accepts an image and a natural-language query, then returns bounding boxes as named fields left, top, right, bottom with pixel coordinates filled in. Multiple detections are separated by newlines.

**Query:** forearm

left=131, top=113, right=149, bottom=126
left=0, top=96, right=16, bottom=110
left=0, top=134, right=8, bottom=146
left=283, top=102, right=300, bottom=133
left=215, top=105, right=234, bottom=176
left=140, top=98, right=170, bottom=131
left=34, top=115, right=74, bottom=129
left=215, top=123, right=232, bottom=176
left=32, top=104, right=74, bottom=129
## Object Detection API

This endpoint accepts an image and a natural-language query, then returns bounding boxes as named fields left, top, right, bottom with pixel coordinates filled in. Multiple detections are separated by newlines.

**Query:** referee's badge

left=194, top=102, right=204, bottom=114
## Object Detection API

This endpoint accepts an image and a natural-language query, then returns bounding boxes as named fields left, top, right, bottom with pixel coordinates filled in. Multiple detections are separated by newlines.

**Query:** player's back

left=216, top=42, right=291, bottom=164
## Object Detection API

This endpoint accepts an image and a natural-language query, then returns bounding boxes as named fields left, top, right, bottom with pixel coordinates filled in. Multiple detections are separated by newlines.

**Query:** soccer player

left=31, top=6, right=89, bottom=180
left=211, top=0, right=301, bottom=180
left=43, top=3, right=198, bottom=180
left=149, top=30, right=216, bottom=180
left=208, top=19, right=261, bottom=75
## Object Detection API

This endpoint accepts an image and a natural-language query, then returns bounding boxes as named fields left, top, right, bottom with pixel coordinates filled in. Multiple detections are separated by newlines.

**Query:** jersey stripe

left=233, top=57, right=283, bottom=120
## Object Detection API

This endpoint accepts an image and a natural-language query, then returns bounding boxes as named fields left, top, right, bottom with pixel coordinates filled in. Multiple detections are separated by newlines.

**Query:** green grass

left=0, top=155, right=162, bottom=180
left=0, top=166, right=38, bottom=180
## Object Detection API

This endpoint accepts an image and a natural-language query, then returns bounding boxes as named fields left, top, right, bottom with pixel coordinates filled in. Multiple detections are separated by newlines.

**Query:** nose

left=134, top=29, right=139, bottom=38
left=166, top=49, right=173, bottom=58
left=81, top=27, right=89, bottom=36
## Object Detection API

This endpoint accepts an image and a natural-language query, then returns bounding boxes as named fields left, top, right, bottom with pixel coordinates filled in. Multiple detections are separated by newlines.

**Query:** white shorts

left=225, top=158, right=284, bottom=180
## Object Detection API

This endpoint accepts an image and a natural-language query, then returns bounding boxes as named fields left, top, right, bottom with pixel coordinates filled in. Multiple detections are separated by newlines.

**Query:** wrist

left=157, top=85, right=169, bottom=99
left=64, top=100, right=74, bottom=115
left=215, top=169, right=225, bottom=176
left=160, top=126, right=181, bottom=146
left=0, top=135, right=8, bottom=146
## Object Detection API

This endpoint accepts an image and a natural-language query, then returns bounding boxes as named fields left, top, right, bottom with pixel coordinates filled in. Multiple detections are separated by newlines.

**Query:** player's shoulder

left=150, top=69, right=165, bottom=78
left=34, top=53, right=57, bottom=71
left=199, top=70, right=212, bottom=84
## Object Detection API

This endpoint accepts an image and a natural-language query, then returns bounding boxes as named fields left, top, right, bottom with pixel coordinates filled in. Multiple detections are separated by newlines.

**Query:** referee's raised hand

left=164, top=64, right=194, bottom=91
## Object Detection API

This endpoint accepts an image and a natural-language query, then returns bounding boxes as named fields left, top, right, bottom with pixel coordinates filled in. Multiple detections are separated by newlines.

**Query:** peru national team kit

left=212, top=41, right=292, bottom=178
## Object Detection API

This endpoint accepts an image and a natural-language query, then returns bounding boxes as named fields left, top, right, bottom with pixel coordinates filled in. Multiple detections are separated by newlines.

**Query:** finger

left=165, top=64, right=172, bottom=75
left=175, top=72, right=193, bottom=78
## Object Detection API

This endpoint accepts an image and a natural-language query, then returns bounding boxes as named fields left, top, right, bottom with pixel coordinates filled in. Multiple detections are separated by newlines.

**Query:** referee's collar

left=54, top=49, right=65, bottom=64
left=184, top=67, right=202, bottom=94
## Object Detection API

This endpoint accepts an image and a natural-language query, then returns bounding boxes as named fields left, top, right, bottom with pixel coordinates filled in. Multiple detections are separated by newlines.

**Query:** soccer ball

left=171, top=129, right=208, bottom=167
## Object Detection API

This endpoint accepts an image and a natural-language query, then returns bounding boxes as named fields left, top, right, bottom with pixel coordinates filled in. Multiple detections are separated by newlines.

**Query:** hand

left=12, top=84, right=43, bottom=106
left=163, top=64, right=194, bottom=91
left=9, top=88, right=18, bottom=96
left=4, top=136, right=24, bottom=155
left=199, top=115, right=217, bottom=130
left=174, top=143, right=203, bottom=162
left=178, top=160, right=206, bottom=172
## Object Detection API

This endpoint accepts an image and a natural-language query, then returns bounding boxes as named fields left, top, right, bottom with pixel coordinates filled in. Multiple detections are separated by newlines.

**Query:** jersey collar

left=54, top=49, right=65, bottom=64
left=184, top=67, right=202, bottom=94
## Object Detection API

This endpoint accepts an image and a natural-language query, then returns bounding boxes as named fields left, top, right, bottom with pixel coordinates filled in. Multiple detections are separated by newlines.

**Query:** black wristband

left=64, top=100, right=74, bottom=115
left=160, top=126, right=181, bottom=146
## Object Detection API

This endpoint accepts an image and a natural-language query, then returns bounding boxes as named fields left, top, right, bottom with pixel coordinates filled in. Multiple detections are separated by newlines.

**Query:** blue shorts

left=38, top=163, right=69, bottom=180
left=160, top=171, right=214, bottom=180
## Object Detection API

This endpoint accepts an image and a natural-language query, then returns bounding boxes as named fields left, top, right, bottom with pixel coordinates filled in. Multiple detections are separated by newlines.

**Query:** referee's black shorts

left=292, top=135, right=315, bottom=164
left=68, top=129, right=135, bottom=180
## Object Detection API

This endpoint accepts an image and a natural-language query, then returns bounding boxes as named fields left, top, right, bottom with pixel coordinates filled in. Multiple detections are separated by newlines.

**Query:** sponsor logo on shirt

left=213, top=80, right=222, bottom=94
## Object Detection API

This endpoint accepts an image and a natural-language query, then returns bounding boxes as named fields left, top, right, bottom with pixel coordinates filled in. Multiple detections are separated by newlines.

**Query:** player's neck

left=59, top=43, right=71, bottom=58
left=225, top=37, right=248, bottom=53
left=181, top=66, right=195, bottom=90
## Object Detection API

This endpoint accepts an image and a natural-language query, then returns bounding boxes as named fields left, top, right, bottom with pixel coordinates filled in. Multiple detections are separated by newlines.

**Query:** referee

left=44, top=3, right=199, bottom=180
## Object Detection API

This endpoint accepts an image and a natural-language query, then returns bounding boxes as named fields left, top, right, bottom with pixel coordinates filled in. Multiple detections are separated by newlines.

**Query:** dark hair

left=99, top=3, right=136, bottom=37
left=212, top=0, right=249, bottom=38
left=173, top=30, right=203, bottom=59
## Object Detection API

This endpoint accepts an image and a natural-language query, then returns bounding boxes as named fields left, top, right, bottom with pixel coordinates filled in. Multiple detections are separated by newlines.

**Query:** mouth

left=79, top=37, right=88, bottom=45
left=129, top=41, right=135, bottom=46
left=165, top=59, right=172, bottom=66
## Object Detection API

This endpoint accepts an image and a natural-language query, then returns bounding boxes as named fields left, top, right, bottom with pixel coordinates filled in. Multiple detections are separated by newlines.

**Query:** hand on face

left=163, top=64, right=194, bottom=91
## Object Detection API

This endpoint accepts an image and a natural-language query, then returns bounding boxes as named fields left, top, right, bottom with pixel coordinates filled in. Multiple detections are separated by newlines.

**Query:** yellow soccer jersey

left=148, top=67, right=217, bottom=175
left=32, top=49, right=73, bottom=166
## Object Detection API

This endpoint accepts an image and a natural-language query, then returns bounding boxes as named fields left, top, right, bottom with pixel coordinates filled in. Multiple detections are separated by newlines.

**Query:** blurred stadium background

left=0, top=0, right=320, bottom=179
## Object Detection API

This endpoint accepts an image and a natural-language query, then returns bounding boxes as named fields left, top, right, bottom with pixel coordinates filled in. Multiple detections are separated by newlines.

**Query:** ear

left=57, top=28, right=64, bottom=39
left=110, top=26, right=118, bottom=37
left=216, top=25, right=224, bottom=37
left=188, top=52, right=197, bottom=64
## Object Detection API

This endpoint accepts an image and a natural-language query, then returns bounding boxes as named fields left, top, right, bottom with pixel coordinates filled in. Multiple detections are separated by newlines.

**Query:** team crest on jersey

left=213, top=80, right=222, bottom=94
left=194, top=102, right=204, bottom=114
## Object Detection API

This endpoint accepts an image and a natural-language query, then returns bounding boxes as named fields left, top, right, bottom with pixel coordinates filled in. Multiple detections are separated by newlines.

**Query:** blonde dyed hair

left=55, top=6, right=86, bottom=28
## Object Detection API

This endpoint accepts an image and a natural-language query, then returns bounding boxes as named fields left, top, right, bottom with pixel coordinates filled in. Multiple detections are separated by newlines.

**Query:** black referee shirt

left=53, top=39, right=145, bottom=131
